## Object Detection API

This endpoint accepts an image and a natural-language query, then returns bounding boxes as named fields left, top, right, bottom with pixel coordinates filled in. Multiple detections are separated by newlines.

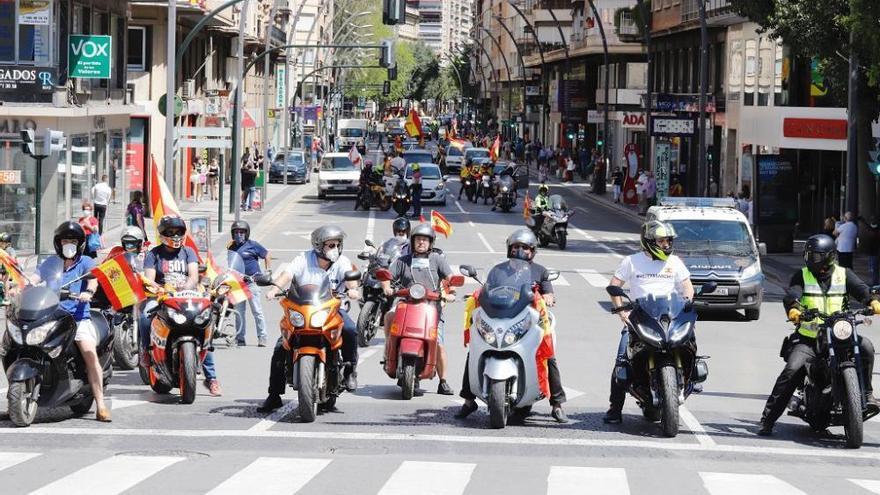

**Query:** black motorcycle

left=391, top=172, right=411, bottom=217
left=1, top=267, right=113, bottom=427
left=463, top=176, right=477, bottom=203
left=606, top=283, right=715, bottom=437
left=786, top=307, right=879, bottom=448
left=495, top=175, right=517, bottom=213
left=356, top=238, right=406, bottom=347
left=527, top=194, right=573, bottom=250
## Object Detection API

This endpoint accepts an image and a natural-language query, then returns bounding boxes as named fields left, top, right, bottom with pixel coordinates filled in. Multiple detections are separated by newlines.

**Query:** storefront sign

left=525, top=86, right=541, bottom=96
left=654, top=94, right=716, bottom=113
left=621, top=112, right=646, bottom=129
left=68, top=35, right=112, bottom=79
left=0, top=65, right=55, bottom=103
left=0, top=170, right=22, bottom=185
left=275, top=67, right=286, bottom=108
left=19, top=0, right=51, bottom=25
left=782, top=118, right=846, bottom=140
left=652, top=117, right=695, bottom=136
left=587, top=110, right=602, bottom=124
left=655, top=141, right=671, bottom=201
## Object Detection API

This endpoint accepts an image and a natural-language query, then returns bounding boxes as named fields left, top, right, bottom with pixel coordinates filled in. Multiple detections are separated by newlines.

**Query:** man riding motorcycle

left=381, top=224, right=457, bottom=395
left=530, top=184, right=552, bottom=231
left=757, top=234, right=880, bottom=436
left=458, top=158, right=474, bottom=200
left=456, top=229, right=569, bottom=422
left=604, top=221, right=694, bottom=424
left=258, top=225, right=361, bottom=412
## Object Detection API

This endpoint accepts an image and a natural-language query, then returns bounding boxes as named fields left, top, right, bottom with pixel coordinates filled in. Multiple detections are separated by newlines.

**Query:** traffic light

left=43, top=129, right=64, bottom=154
left=597, top=129, right=604, bottom=148
left=20, top=129, right=35, bottom=156
left=869, top=161, right=880, bottom=176
left=387, top=64, right=397, bottom=81
left=382, top=0, right=405, bottom=25
left=379, top=39, right=395, bottom=68
left=383, top=80, right=391, bottom=96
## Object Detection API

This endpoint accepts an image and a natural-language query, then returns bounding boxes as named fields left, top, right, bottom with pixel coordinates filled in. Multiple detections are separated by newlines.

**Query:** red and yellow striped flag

left=217, top=270, right=252, bottom=305
left=91, top=254, right=146, bottom=311
left=404, top=109, right=422, bottom=138
left=430, top=210, right=453, bottom=238
left=0, top=248, right=26, bottom=289
left=523, top=191, right=532, bottom=220
left=149, top=155, right=204, bottom=263
left=489, top=135, right=501, bottom=162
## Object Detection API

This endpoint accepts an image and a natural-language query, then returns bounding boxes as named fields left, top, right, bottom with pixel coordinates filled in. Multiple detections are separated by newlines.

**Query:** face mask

left=233, top=233, right=246, bottom=243
left=511, top=247, right=530, bottom=261
left=324, top=247, right=340, bottom=262
left=82, top=209, right=92, bottom=217
left=62, top=243, right=78, bottom=259
left=396, top=234, right=407, bottom=241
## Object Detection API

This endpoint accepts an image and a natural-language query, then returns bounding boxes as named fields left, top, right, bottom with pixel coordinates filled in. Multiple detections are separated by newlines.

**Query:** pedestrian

left=578, top=147, right=590, bottom=180
left=564, top=155, right=576, bottom=183
left=228, top=221, right=270, bottom=347
left=126, top=190, right=146, bottom=236
left=669, top=176, right=684, bottom=197
left=78, top=200, right=102, bottom=258
left=860, top=217, right=880, bottom=286
left=708, top=177, right=718, bottom=197
left=241, top=162, right=257, bottom=211
left=611, top=167, right=624, bottom=203
left=208, top=158, right=220, bottom=200
left=241, top=146, right=251, bottom=167
left=636, top=170, right=649, bottom=214
left=822, top=216, right=837, bottom=237
left=190, top=158, right=204, bottom=203
left=410, top=163, right=423, bottom=219
left=834, top=211, right=858, bottom=268
left=90, top=175, right=112, bottom=235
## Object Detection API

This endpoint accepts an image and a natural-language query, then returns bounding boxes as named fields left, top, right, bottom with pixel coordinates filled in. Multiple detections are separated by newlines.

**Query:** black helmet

left=158, top=215, right=187, bottom=249
left=641, top=220, right=677, bottom=261
left=538, top=184, right=549, bottom=195
left=231, top=220, right=251, bottom=241
left=410, top=223, right=436, bottom=252
left=804, top=234, right=837, bottom=277
left=392, top=217, right=411, bottom=237
left=53, top=221, right=86, bottom=257
left=506, top=228, right=538, bottom=261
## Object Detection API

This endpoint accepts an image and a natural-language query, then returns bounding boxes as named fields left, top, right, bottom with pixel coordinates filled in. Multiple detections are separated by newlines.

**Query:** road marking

left=454, top=200, right=467, bottom=214
left=267, top=249, right=616, bottom=258
left=699, top=472, right=805, bottom=495
left=109, top=396, right=151, bottom=411
left=561, top=387, right=585, bottom=401
left=0, top=451, right=40, bottom=473
left=366, top=210, right=376, bottom=241
left=850, top=479, right=880, bottom=494
left=206, top=457, right=331, bottom=495
left=378, top=461, right=475, bottom=495
left=476, top=233, right=495, bottom=253
left=679, top=406, right=716, bottom=447
left=28, top=454, right=184, bottom=495
left=358, top=345, right=381, bottom=364
left=547, top=466, right=630, bottom=495
left=576, top=269, right=610, bottom=288
left=573, top=227, right=623, bottom=259
left=467, top=220, right=475, bottom=227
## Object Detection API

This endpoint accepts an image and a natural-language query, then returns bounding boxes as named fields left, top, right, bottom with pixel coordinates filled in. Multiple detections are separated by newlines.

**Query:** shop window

left=0, top=0, right=53, bottom=65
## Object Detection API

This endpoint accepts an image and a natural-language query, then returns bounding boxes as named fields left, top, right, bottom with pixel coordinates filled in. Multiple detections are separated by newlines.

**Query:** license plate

left=714, top=287, right=729, bottom=296
left=332, top=186, right=348, bottom=190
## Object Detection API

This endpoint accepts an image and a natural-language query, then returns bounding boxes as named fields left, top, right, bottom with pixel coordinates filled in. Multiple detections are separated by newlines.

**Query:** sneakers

left=204, top=379, right=223, bottom=397
left=603, top=407, right=622, bottom=424
left=866, top=392, right=879, bottom=408
left=437, top=380, right=454, bottom=396
left=757, top=422, right=774, bottom=436
left=455, top=399, right=478, bottom=419
left=258, top=336, right=268, bottom=347
left=257, top=393, right=283, bottom=413
left=551, top=405, right=569, bottom=424
left=236, top=340, right=247, bottom=347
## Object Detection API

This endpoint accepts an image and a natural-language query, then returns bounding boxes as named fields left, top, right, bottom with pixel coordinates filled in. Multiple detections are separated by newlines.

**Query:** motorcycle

left=356, top=238, right=407, bottom=347
left=91, top=252, right=141, bottom=370
left=526, top=194, right=573, bottom=250
left=376, top=268, right=464, bottom=399
left=0, top=257, right=113, bottom=427
left=391, top=172, right=411, bottom=217
left=208, top=253, right=252, bottom=348
left=495, top=175, right=517, bottom=213
left=358, top=173, right=392, bottom=211
left=255, top=269, right=361, bottom=422
left=459, top=261, right=560, bottom=429
left=785, top=307, right=879, bottom=448
left=605, top=283, right=716, bottom=437
left=480, top=173, right=494, bottom=205
left=463, top=176, right=477, bottom=203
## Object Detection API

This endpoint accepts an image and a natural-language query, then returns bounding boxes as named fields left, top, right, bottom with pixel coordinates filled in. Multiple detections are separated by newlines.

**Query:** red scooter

left=376, top=269, right=464, bottom=399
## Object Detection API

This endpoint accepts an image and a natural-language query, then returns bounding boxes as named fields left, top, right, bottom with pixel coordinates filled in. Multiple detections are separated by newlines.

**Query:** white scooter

left=459, top=260, right=559, bottom=429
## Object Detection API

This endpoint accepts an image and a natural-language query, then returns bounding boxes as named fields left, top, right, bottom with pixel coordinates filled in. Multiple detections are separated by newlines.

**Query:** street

left=1, top=178, right=880, bottom=495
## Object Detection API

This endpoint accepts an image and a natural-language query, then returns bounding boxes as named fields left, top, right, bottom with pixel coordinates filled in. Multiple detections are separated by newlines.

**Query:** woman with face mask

left=78, top=200, right=101, bottom=258
left=228, top=220, right=271, bottom=347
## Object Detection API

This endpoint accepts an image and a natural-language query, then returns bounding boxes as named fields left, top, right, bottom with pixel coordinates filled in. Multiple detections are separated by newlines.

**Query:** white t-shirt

left=835, top=221, right=858, bottom=253
left=283, top=250, right=354, bottom=293
left=613, top=252, right=691, bottom=300
left=91, top=182, right=112, bottom=206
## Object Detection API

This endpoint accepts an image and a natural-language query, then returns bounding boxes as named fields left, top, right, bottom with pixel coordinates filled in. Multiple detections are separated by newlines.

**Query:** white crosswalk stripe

left=206, top=457, right=331, bottom=494
left=378, top=461, right=475, bottom=495
left=28, top=455, right=185, bottom=495
left=699, top=472, right=806, bottom=495
left=850, top=479, right=880, bottom=494
left=547, top=466, right=630, bottom=495
left=577, top=268, right=610, bottom=288
left=0, top=452, right=40, bottom=473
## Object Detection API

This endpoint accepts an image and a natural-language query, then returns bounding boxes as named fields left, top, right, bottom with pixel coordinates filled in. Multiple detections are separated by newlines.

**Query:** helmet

left=641, top=220, right=677, bottom=260
left=412, top=163, right=421, bottom=171
left=392, top=217, right=411, bottom=236
left=231, top=220, right=250, bottom=242
left=53, top=221, right=86, bottom=257
left=0, top=232, right=11, bottom=244
left=158, top=215, right=187, bottom=249
left=804, top=234, right=837, bottom=277
left=410, top=223, right=436, bottom=252
left=311, top=225, right=346, bottom=259
left=120, top=226, right=145, bottom=252
left=506, top=228, right=538, bottom=261
left=538, top=184, right=549, bottom=195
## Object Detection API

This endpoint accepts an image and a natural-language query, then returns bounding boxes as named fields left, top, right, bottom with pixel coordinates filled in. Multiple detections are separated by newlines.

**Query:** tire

left=557, top=230, right=567, bottom=250
left=393, top=202, right=408, bottom=217
left=841, top=366, right=864, bottom=448
left=745, top=308, right=760, bottom=321
left=487, top=379, right=509, bottom=429
left=178, top=342, right=198, bottom=404
left=298, top=355, right=319, bottom=423
left=357, top=300, right=380, bottom=348
left=401, top=358, right=416, bottom=400
left=539, top=236, right=549, bottom=248
left=642, top=406, right=661, bottom=422
left=7, top=380, right=39, bottom=427
left=69, top=393, right=94, bottom=416
left=138, top=361, right=151, bottom=386
left=112, top=319, right=139, bottom=370
left=659, top=365, right=680, bottom=437
left=501, top=202, right=511, bottom=213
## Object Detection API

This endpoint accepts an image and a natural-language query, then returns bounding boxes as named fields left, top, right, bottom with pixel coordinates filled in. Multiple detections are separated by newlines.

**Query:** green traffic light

left=597, top=140, right=604, bottom=146
left=870, top=162, right=880, bottom=176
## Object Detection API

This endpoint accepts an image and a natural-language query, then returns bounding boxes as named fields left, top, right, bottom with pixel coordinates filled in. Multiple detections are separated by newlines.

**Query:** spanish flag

left=430, top=210, right=453, bottom=238
left=404, top=109, right=422, bottom=138
left=149, top=155, right=204, bottom=263
left=523, top=191, right=532, bottom=220
left=91, top=254, right=147, bottom=311
left=217, top=270, right=252, bottom=305
left=489, top=135, right=501, bottom=162
left=449, top=138, right=468, bottom=151
left=0, top=248, right=26, bottom=289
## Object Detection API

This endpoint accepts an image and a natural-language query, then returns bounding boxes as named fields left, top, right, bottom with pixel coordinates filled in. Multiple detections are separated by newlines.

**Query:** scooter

left=463, top=177, right=477, bottom=203
left=526, top=194, right=574, bottom=250
left=357, top=238, right=407, bottom=347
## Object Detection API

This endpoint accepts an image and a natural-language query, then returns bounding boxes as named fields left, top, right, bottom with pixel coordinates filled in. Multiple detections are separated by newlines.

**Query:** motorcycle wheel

left=557, top=230, right=568, bottom=250
left=178, top=342, right=198, bottom=404
left=487, top=379, right=509, bottom=429
left=401, top=357, right=416, bottom=401
left=70, top=393, right=94, bottom=416
left=112, top=320, right=139, bottom=370
left=659, top=365, right=680, bottom=437
left=357, top=300, right=380, bottom=348
left=842, top=366, right=864, bottom=448
left=393, top=202, right=407, bottom=217
left=539, top=236, right=550, bottom=248
left=501, top=202, right=511, bottom=213
left=298, top=355, right=319, bottom=423
left=7, top=379, right=39, bottom=427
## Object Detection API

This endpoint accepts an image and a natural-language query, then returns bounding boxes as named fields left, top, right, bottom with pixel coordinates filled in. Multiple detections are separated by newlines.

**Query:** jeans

left=244, top=187, right=256, bottom=210
left=608, top=328, right=629, bottom=410
left=94, top=204, right=107, bottom=234
left=869, top=255, right=879, bottom=286
left=234, top=281, right=267, bottom=343
left=410, top=185, right=422, bottom=217
left=459, top=353, right=567, bottom=406
left=138, top=299, right=218, bottom=380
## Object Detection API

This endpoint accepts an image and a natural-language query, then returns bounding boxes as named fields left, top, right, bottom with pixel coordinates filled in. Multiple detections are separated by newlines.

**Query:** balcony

left=614, top=8, right=642, bottom=43
left=680, top=0, right=745, bottom=26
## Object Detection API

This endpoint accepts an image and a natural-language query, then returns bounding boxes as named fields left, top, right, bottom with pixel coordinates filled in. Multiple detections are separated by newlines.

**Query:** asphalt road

left=1, top=171, right=880, bottom=494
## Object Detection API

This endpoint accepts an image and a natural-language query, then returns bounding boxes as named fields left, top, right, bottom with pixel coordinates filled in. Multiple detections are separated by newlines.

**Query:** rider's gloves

left=871, top=300, right=880, bottom=315
left=787, top=307, right=802, bottom=324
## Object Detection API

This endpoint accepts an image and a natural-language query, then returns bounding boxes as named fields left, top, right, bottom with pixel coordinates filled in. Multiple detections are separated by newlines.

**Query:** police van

left=646, top=197, right=766, bottom=320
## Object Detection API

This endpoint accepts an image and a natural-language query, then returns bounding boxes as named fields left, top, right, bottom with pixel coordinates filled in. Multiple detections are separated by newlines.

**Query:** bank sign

left=68, top=35, right=112, bottom=79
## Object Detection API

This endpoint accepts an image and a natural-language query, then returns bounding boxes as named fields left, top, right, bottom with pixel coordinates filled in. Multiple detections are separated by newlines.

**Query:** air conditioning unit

left=182, top=79, right=196, bottom=99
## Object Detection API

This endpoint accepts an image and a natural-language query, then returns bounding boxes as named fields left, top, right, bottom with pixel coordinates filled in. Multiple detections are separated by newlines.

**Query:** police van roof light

left=659, top=197, right=737, bottom=208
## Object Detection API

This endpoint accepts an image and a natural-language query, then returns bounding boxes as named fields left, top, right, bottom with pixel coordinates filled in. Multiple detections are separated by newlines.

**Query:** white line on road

left=679, top=406, right=717, bottom=447
left=561, top=387, right=585, bottom=401
left=468, top=220, right=475, bottom=227
left=454, top=200, right=467, bottom=214
left=366, top=210, right=376, bottom=242
left=266, top=248, right=616, bottom=258
left=699, top=472, right=806, bottom=495
left=207, top=457, right=331, bottom=495
left=573, top=227, right=623, bottom=259
left=548, top=466, right=630, bottom=495
left=378, top=461, right=475, bottom=495
left=576, top=269, right=610, bottom=288
left=476, top=233, right=495, bottom=253
left=28, top=455, right=184, bottom=495
left=850, top=479, right=880, bottom=494
left=0, top=451, right=40, bottom=473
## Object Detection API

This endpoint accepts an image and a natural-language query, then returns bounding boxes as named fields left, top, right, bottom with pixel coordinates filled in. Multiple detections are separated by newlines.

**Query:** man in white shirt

left=834, top=211, right=858, bottom=268
left=603, top=220, right=695, bottom=424
left=90, top=175, right=112, bottom=234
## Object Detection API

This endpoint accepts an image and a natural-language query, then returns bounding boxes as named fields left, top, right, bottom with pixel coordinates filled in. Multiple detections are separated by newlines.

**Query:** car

left=464, top=147, right=490, bottom=165
left=401, top=149, right=434, bottom=165
left=269, top=149, right=309, bottom=183
left=443, top=143, right=470, bottom=172
left=646, top=197, right=767, bottom=320
left=405, top=163, right=448, bottom=205
left=315, top=152, right=361, bottom=199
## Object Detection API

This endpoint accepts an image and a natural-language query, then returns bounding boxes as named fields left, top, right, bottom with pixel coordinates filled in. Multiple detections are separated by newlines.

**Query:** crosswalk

left=450, top=266, right=612, bottom=290
left=1, top=452, right=878, bottom=494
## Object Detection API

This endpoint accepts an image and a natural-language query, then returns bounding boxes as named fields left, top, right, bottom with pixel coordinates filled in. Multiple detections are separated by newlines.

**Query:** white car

left=464, top=147, right=490, bottom=165
left=316, top=152, right=361, bottom=199
left=443, top=142, right=471, bottom=172
left=405, top=163, right=448, bottom=205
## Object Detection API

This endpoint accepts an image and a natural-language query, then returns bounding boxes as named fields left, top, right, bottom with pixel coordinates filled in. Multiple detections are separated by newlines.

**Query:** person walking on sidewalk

left=190, top=158, right=205, bottom=203
left=241, top=161, right=257, bottom=211
left=860, top=217, right=880, bottom=286
left=208, top=158, right=220, bottom=201
left=228, top=221, right=270, bottom=347
left=834, top=211, right=858, bottom=268
left=90, top=175, right=112, bottom=235
left=611, top=167, right=624, bottom=203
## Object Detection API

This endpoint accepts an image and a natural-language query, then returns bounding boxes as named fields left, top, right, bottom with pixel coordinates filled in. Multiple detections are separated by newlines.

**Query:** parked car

left=270, top=149, right=309, bottom=183
left=464, top=147, right=490, bottom=165
left=405, top=163, right=448, bottom=205
left=316, top=152, right=361, bottom=199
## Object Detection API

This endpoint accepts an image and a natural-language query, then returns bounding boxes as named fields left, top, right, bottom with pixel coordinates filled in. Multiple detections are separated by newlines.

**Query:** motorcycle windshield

left=376, top=238, right=405, bottom=268
left=212, top=251, right=247, bottom=288
left=478, top=259, right=533, bottom=319
left=549, top=194, right=568, bottom=211
left=287, top=274, right=333, bottom=305
left=16, top=256, right=65, bottom=322
left=636, top=293, right=687, bottom=319
left=499, top=176, right=514, bottom=188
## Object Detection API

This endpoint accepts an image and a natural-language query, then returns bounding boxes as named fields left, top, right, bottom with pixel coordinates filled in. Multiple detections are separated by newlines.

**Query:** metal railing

left=681, top=0, right=732, bottom=22
left=615, top=11, right=639, bottom=36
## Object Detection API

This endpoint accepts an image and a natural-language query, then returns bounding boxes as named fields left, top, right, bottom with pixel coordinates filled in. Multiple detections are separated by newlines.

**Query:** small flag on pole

left=91, top=254, right=147, bottom=311
left=430, top=210, right=453, bottom=238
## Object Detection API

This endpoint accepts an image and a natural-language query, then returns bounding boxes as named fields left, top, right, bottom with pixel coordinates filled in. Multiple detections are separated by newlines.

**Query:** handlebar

left=796, top=307, right=874, bottom=323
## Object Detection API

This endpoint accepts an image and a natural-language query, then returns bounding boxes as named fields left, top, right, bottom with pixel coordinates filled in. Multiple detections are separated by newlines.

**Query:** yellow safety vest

left=799, top=265, right=846, bottom=338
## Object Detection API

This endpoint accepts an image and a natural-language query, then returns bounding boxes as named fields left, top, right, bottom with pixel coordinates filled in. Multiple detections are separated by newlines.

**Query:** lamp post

left=587, top=0, right=610, bottom=193
left=697, top=0, right=709, bottom=196
left=503, top=0, right=548, bottom=146
left=478, top=26, right=514, bottom=139
left=492, top=14, right=528, bottom=142
left=636, top=0, right=654, bottom=172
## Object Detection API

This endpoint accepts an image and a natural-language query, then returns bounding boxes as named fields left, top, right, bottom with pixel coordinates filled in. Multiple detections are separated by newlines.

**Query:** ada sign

left=68, top=35, right=112, bottom=79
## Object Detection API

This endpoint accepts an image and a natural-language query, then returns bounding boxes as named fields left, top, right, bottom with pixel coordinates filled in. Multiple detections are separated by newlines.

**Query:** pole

left=697, top=0, right=708, bottom=196
left=492, top=16, right=527, bottom=143
left=588, top=0, right=610, bottom=194
left=164, top=1, right=177, bottom=189
left=232, top=0, right=249, bottom=221
left=283, top=49, right=290, bottom=186
left=261, top=2, right=276, bottom=205
left=34, top=157, right=43, bottom=255
left=218, top=154, right=225, bottom=232
left=846, top=28, right=858, bottom=214
left=504, top=0, right=546, bottom=146
left=479, top=27, right=513, bottom=139
left=637, top=0, right=653, bottom=174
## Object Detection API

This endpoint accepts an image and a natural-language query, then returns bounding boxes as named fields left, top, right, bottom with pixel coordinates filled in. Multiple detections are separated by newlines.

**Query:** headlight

left=310, top=309, right=330, bottom=328
left=167, top=307, right=187, bottom=325
left=635, top=322, right=664, bottom=345
left=26, top=321, right=56, bottom=346
left=289, top=310, right=306, bottom=327
left=436, top=184, right=445, bottom=190
left=194, top=307, right=213, bottom=325
left=502, top=313, right=533, bottom=347
left=476, top=316, right=497, bottom=346
left=741, top=261, right=762, bottom=279
left=832, top=320, right=854, bottom=340
left=7, top=322, right=23, bottom=344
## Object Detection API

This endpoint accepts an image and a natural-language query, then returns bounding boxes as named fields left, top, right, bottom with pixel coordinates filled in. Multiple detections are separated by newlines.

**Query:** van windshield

left=340, top=128, right=364, bottom=137
left=667, top=219, right=756, bottom=256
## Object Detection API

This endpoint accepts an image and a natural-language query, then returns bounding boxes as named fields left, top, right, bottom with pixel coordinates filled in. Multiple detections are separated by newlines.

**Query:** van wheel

left=745, top=308, right=760, bottom=321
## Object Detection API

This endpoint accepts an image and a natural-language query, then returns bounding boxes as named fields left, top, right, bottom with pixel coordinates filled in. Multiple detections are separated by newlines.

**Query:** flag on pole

left=451, top=118, right=458, bottom=138
left=430, top=210, right=453, bottom=238
left=91, top=254, right=147, bottom=311
left=449, top=138, right=468, bottom=151
left=348, top=145, right=362, bottom=168
left=149, top=155, right=204, bottom=263
left=489, top=135, right=501, bottom=162
left=523, top=191, right=532, bottom=220
left=0, top=248, right=26, bottom=289
left=405, top=109, right=422, bottom=138
left=216, top=270, right=252, bottom=305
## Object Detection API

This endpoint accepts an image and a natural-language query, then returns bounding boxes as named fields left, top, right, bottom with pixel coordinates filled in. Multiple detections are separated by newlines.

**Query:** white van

left=337, top=119, right=369, bottom=152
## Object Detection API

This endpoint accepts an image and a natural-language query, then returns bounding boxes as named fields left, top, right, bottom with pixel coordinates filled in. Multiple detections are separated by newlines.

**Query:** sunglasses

left=165, top=230, right=185, bottom=237
left=324, top=242, right=341, bottom=249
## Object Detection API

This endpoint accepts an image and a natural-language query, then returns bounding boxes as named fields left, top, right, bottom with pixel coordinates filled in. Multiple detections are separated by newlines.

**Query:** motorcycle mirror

left=253, top=273, right=273, bottom=287
left=872, top=285, right=880, bottom=295
left=448, top=274, right=465, bottom=287
left=525, top=217, right=536, bottom=228
left=700, top=282, right=718, bottom=295
left=364, top=239, right=376, bottom=248
left=374, top=268, right=393, bottom=282
left=606, top=285, right=628, bottom=298
left=343, top=270, right=362, bottom=282
left=357, top=252, right=370, bottom=260
left=198, top=264, right=207, bottom=274
left=458, top=264, right=478, bottom=279
left=546, top=269, right=560, bottom=281
left=442, top=175, right=449, bottom=182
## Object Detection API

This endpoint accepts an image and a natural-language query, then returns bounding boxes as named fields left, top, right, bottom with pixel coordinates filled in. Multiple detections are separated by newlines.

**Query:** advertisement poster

left=19, top=0, right=51, bottom=25
left=654, top=141, right=671, bottom=201
left=189, top=217, right=211, bottom=253
left=755, top=155, right=797, bottom=226
left=622, top=143, right=640, bottom=205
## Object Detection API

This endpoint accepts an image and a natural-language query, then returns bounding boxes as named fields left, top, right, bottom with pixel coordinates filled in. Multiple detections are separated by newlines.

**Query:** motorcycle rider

left=105, top=226, right=146, bottom=260
left=458, top=158, right=473, bottom=200
left=228, top=220, right=271, bottom=347
left=603, top=220, right=694, bottom=424
left=456, top=229, right=568, bottom=422
left=0, top=231, right=16, bottom=259
left=381, top=223, right=457, bottom=395
left=258, top=225, right=361, bottom=412
left=530, top=184, right=552, bottom=232
left=141, top=215, right=223, bottom=396
left=757, top=234, right=880, bottom=436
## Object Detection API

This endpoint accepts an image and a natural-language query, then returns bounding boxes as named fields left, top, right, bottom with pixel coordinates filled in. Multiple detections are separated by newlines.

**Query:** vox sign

left=68, top=35, right=112, bottom=79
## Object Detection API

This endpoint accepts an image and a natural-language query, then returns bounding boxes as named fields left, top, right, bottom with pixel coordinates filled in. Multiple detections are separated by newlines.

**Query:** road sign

left=68, top=35, right=112, bottom=78
left=159, top=94, right=184, bottom=117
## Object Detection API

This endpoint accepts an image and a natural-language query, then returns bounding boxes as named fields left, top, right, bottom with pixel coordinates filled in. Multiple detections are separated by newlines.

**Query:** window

left=128, top=26, right=147, bottom=71
left=0, top=0, right=53, bottom=64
